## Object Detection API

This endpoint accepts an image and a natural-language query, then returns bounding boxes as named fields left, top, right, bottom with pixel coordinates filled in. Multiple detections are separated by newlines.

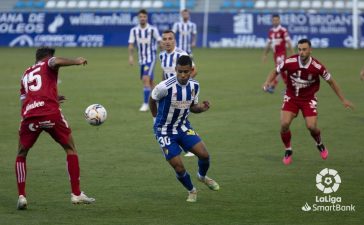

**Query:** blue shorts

left=140, top=62, right=155, bottom=80
left=155, top=129, right=202, bottom=160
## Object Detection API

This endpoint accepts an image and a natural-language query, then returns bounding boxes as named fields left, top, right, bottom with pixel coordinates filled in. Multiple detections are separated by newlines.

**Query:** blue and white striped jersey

left=128, top=23, right=161, bottom=65
left=172, top=21, right=197, bottom=54
left=152, top=76, right=200, bottom=135
left=159, top=47, right=193, bottom=80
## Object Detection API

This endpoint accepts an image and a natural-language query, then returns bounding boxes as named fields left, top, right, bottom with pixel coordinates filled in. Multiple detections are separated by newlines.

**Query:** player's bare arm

left=190, top=101, right=210, bottom=113
left=287, top=41, right=294, bottom=55
left=49, top=57, right=87, bottom=69
left=326, top=78, right=354, bottom=109
left=262, top=42, right=271, bottom=63
left=128, top=43, right=134, bottom=66
left=191, top=34, right=196, bottom=48
left=262, top=69, right=278, bottom=90
left=149, top=97, right=157, bottom=117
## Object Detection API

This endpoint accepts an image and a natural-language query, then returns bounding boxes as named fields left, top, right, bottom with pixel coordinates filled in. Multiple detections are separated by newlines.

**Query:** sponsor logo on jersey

left=24, top=100, right=45, bottom=115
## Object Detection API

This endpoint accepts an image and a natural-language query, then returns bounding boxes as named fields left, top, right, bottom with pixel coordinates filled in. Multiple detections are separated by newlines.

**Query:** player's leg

left=140, top=63, right=153, bottom=111
left=181, top=131, right=219, bottom=191
left=47, top=113, right=95, bottom=204
left=157, top=134, right=197, bottom=202
left=280, top=99, right=298, bottom=165
left=16, top=118, right=42, bottom=210
left=303, top=101, right=328, bottom=160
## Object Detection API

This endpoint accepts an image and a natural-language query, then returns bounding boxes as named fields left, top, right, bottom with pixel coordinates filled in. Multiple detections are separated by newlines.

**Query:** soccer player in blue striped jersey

left=149, top=55, right=219, bottom=202
left=128, top=9, right=161, bottom=112
left=159, top=30, right=197, bottom=81
left=172, top=9, right=197, bottom=55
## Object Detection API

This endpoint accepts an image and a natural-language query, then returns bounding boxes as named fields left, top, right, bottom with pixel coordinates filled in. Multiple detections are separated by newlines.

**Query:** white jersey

left=159, top=47, right=194, bottom=80
left=151, top=76, right=200, bottom=135
left=128, top=23, right=161, bottom=65
left=172, top=21, right=197, bottom=54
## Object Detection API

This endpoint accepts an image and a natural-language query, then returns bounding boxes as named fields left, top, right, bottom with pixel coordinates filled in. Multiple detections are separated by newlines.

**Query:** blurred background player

left=262, top=39, right=354, bottom=165
left=128, top=9, right=161, bottom=112
left=172, top=9, right=197, bottom=56
left=160, top=30, right=197, bottom=81
left=16, top=47, right=95, bottom=210
left=262, top=14, right=294, bottom=94
left=159, top=30, right=197, bottom=157
left=360, top=67, right=364, bottom=80
left=149, top=55, right=219, bottom=202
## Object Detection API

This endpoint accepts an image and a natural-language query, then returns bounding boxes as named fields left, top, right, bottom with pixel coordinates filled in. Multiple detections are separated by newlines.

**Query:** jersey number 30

left=158, top=136, right=171, bottom=147
left=23, top=67, right=42, bottom=93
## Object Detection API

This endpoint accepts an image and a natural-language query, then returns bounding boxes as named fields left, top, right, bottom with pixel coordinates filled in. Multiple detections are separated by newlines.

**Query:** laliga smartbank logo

left=301, top=168, right=355, bottom=212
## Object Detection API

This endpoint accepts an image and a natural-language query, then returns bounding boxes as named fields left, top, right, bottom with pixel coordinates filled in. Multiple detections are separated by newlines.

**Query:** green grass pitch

left=0, top=47, right=363, bottom=225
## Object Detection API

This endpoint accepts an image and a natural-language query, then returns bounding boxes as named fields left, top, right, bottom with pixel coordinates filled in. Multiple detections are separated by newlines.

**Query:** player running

left=128, top=9, right=161, bottom=112
left=149, top=55, right=219, bottom=202
left=262, top=14, right=294, bottom=93
left=262, top=39, right=354, bottom=165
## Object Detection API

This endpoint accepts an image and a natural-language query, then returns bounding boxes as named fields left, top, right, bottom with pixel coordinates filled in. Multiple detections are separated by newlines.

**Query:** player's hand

left=343, top=99, right=354, bottom=110
left=129, top=56, right=134, bottom=66
left=262, top=82, right=269, bottom=91
left=360, top=69, right=364, bottom=81
left=76, top=57, right=87, bottom=66
left=201, top=101, right=210, bottom=111
left=58, top=95, right=66, bottom=104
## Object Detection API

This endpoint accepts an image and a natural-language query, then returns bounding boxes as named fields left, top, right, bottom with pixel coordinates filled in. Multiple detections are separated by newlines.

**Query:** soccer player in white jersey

left=172, top=9, right=197, bottom=56
left=160, top=30, right=197, bottom=157
left=149, top=55, right=219, bottom=202
left=159, top=30, right=197, bottom=81
left=128, top=9, right=161, bottom=112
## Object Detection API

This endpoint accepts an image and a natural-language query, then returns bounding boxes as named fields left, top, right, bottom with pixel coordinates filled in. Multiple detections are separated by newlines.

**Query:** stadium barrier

left=0, top=11, right=363, bottom=48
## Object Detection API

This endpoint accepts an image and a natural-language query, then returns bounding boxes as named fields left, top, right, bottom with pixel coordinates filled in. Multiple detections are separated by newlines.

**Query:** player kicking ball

left=16, top=47, right=95, bottom=210
left=262, top=39, right=354, bottom=165
left=149, top=55, right=219, bottom=202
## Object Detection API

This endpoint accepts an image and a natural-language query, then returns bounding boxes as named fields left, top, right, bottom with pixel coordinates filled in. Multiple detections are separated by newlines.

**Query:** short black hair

left=177, top=55, right=192, bottom=67
left=138, top=9, right=147, bottom=15
left=162, top=29, right=175, bottom=37
left=298, top=38, right=311, bottom=47
left=36, top=47, right=55, bottom=61
left=272, top=14, right=280, bottom=18
left=181, top=9, right=189, bottom=13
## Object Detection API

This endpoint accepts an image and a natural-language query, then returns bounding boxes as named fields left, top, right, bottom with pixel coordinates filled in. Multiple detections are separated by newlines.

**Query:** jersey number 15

left=22, top=67, right=42, bottom=93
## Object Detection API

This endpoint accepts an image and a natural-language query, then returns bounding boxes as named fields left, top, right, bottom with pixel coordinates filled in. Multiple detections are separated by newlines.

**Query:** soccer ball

left=85, top=104, right=107, bottom=126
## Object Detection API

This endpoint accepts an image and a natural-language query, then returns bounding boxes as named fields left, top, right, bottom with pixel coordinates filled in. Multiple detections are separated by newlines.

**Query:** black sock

left=285, top=150, right=293, bottom=157
left=317, top=144, right=325, bottom=152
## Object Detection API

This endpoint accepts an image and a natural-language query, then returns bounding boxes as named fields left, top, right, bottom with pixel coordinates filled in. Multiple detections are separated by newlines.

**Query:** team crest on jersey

left=163, top=148, right=169, bottom=155
left=186, top=129, right=196, bottom=135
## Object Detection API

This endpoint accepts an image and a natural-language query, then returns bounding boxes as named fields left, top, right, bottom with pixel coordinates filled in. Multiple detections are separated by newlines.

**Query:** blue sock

left=198, top=157, right=210, bottom=177
left=143, top=87, right=151, bottom=104
left=176, top=171, right=194, bottom=191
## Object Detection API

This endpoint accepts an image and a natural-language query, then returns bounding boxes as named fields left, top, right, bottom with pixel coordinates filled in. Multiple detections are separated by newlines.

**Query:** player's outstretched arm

left=360, top=67, right=364, bottom=80
left=190, top=101, right=210, bottom=113
left=326, top=78, right=354, bottom=110
left=262, top=69, right=278, bottom=91
left=287, top=41, right=295, bottom=55
left=50, top=57, right=87, bottom=68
